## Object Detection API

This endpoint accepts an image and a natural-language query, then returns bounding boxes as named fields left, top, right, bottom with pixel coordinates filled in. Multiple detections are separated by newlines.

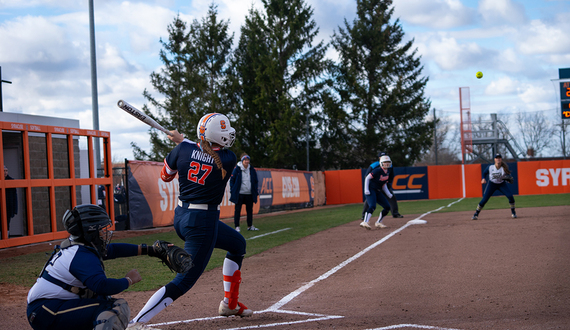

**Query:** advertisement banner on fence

left=517, top=160, right=570, bottom=195
left=392, top=166, right=429, bottom=200
left=128, top=161, right=314, bottom=229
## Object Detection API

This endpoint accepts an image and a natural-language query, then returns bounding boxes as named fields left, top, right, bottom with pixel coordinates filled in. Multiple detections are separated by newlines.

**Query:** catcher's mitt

left=149, top=240, right=193, bottom=274
left=501, top=174, right=514, bottom=184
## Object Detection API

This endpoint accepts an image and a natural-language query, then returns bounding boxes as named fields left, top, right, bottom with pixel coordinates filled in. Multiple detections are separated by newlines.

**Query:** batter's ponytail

left=201, top=142, right=227, bottom=179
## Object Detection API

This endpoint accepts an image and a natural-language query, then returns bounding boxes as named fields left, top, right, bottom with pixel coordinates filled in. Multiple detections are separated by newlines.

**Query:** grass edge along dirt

left=1, top=193, right=568, bottom=291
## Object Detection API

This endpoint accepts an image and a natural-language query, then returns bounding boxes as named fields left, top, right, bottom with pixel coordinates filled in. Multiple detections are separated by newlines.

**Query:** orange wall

left=325, top=160, right=569, bottom=204
left=324, top=169, right=363, bottom=205
left=463, top=164, right=483, bottom=198
left=427, top=165, right=464, bottom=199
left=517, top=160, right=570, bottom=195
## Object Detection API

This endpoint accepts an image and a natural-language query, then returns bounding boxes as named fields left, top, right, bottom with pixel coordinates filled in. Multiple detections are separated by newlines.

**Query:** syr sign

left=536, top=168, right=570, bottom=186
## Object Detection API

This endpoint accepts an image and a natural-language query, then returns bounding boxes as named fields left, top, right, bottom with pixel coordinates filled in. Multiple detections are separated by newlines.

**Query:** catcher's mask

left=62, top=204, right=113, bottom=256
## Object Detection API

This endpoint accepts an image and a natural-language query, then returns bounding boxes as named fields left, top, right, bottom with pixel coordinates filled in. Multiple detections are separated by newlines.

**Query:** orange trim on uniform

left=160, top=166, right=176, bottom=182
left=163, top=159, right=176, bottom=175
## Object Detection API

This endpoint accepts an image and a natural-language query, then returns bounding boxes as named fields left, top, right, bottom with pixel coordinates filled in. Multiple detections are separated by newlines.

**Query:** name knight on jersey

left=191, top=149, right=214, bottom=164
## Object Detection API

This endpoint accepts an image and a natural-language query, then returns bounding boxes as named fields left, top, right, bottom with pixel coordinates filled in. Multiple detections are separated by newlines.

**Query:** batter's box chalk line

left=366, top=324, right=462, bottom=330
left=147, top=200, right=462, bottom=330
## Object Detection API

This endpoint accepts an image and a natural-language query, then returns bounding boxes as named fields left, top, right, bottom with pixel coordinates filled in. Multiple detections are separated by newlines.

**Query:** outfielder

left=26, top=204, right=189, bottom=330
left=360, top=155, right=393, bottom=229
left=472, top=153, right=517, bottom=220
left=130, top=113, right=252, bottom=326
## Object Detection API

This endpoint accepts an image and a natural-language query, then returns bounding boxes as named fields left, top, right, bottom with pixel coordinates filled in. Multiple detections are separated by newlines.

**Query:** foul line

left=264, top=215, right=431, bottom=311
left=248, top=228, right=291, bottom=240
left=367, top=324, right=462, bottom=330
left=149, top=199, right=464, bottom=330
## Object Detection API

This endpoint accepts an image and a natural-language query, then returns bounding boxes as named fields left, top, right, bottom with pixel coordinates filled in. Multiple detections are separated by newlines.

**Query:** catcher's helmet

left=196, top=113, right=236, bottom=148
left=62, top=204, right=112, bottom=256
left=380, top=155, right=392, bottom=169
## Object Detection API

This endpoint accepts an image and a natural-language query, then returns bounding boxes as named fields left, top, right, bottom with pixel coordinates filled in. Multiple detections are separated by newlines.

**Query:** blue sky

left=1, top=0, right=569, bottom=160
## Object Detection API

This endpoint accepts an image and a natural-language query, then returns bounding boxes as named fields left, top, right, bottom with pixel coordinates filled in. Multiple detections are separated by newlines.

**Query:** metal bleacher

left=467, top=113, right=527, bottom=163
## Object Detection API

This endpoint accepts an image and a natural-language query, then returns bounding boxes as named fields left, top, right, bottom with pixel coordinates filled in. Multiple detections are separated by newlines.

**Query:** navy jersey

left=366, top=161, right=394, bottom=184
left=164, top=140, right=237, bottom=205
left=368, top=166, right=390, bottom=191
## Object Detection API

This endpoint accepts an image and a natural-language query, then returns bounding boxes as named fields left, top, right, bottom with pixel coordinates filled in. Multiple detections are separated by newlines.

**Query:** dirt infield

left=1, top=204, right=569, bottom=330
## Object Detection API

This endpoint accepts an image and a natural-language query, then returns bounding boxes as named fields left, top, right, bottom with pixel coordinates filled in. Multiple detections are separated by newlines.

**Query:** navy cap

left=494, top=153, right=502, bottom=158
left=377, top=151, right=387, bottom=157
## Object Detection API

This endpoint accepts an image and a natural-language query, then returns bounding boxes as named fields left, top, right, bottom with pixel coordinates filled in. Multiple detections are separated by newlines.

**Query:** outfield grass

left=2, top=194, right=568, bottom=291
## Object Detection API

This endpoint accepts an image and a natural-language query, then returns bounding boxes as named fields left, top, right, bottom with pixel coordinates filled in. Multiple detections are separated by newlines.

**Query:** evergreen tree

left=232, top=0, right=328, bottom=169
left=326, top=0, right=433, bottom=168
left=132, top=4, right=234, bottom=161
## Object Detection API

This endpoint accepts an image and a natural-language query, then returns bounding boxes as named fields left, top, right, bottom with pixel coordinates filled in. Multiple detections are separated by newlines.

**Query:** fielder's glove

left=501, top=174, right=514, bottom=184
left=148, top=240, right=193, bottom=274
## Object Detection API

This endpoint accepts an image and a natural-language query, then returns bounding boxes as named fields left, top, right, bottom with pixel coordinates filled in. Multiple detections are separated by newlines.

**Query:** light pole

left=89, top=0, right=102, bottom=176
left=0, top=66, right=13, bottom=112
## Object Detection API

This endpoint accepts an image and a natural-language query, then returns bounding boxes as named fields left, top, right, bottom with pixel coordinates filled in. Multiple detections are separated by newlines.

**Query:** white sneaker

left=219, top=300, right=253, bottom=317
left=248, top=226, right=259, bottom=231
left=375, top=222, right=387, bottom=229
left=360, top=221, right=371, bottom=230
left=235, top=226, right=240, bottom=232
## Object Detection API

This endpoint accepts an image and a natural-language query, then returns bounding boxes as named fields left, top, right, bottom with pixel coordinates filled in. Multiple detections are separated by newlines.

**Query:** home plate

left=407, top=219, right=427, bottom=225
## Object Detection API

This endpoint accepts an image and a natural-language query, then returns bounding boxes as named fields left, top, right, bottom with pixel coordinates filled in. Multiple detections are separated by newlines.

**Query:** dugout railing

left=0, top=121, right=114, bottom=249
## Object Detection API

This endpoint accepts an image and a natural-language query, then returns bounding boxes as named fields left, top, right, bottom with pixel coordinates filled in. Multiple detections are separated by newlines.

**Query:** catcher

left=472, top=153, right=517, bottom=220
left=26, top=204, right=192, bottom=330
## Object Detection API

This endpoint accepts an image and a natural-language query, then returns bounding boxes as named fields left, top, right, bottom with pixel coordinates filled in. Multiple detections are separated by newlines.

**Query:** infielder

left=130, top=113, right=252, bottom=326
left=472, top=153, right=517, bottom=220
left=360, top=155, right=393, bottom=229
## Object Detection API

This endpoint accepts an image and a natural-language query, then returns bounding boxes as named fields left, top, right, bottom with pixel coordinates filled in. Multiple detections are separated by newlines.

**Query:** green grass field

left=2, top=194, right=568, bottom=291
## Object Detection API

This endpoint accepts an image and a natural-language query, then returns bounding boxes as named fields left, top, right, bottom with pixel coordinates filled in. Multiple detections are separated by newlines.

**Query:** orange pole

left=0, top=130, right=6, bottom=240
left=68, top=134, right=77, bottom=209
left=22, top=131, right=34, bottom=237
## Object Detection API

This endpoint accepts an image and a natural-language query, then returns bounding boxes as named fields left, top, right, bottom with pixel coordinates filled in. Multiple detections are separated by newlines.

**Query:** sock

left=363, top=213, right=372, bottom=223
left=377, top=209, right=389, bottom=223
left=223, top=258, right=241, bottom=309
left=475, top=205, right=482, bottom=215
left=130, top=283, right=182, bottom=323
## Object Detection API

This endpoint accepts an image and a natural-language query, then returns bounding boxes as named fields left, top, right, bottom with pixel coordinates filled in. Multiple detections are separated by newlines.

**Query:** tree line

left=131, top=0, right=434, bottom=170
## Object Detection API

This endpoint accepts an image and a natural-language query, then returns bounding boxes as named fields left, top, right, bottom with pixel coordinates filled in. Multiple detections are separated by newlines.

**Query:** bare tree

left=553, top=118, right=570, bottom=157
left=514, top=110, right=555, bottom=157
left=415, top=110, right=461, bottom=165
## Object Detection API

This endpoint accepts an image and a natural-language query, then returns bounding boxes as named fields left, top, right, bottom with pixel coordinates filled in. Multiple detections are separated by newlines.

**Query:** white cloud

left=517, top=83, right=553, bottom=105
left=479, top=0, right=527, bottom=26
left=516, top=18, right=570, bottom=55
left=416, top=34, right=485, bottom=71
left=0, top=16, right=77, bottom=64
left=485, top=76, right=518, bottom=95
left=394, top=0, right=475, bottom=29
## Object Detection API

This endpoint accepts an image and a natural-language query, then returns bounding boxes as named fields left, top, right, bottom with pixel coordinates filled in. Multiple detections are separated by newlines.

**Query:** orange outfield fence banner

left=463, top=164, right=483, bottom=198
left=517, top=160, right=570, bottom=195
left=324, top=169, right=363, bottom=205
left=0, top=121, right=114, bottom=249
left=426, top=165, right=464, bottom=200
left=127, top=161, right=315, bottom=229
